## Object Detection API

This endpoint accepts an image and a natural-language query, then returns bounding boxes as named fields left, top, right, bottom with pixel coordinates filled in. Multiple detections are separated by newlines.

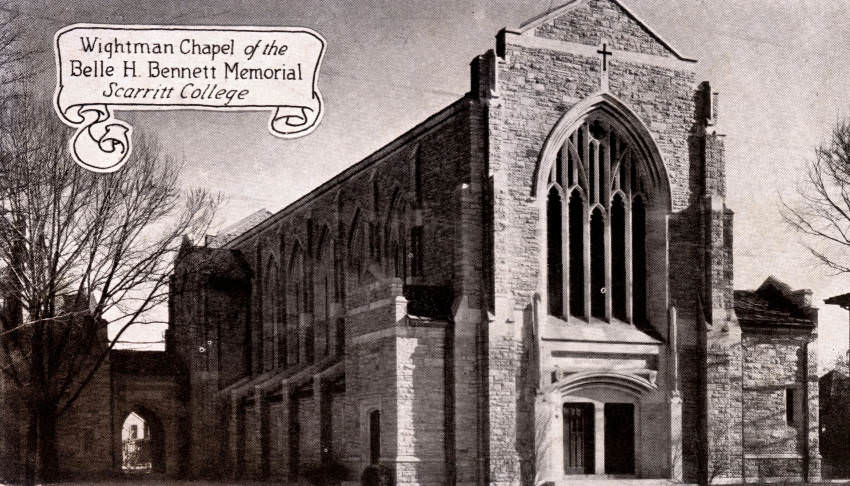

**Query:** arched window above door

left=544, top=110, right=668, bottom=329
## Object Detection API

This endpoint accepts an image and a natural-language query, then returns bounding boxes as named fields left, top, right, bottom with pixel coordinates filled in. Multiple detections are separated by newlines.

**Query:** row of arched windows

left=256, top=200, right=424, bottom=374
left=546, top=116, right=654, bottom=325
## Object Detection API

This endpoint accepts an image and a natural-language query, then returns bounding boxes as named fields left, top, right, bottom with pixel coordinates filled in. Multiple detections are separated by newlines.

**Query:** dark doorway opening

left=564, top=403, right=594, bottom=474
left=604, top=403, right=635, bottom=474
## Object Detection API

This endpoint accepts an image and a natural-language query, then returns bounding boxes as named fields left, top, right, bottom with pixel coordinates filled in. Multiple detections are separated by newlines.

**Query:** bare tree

left=782, top=117, right=850, bottom=274
left=0, top=2, right=40, bottom=115
left=0, top=93, right=219, bottom=484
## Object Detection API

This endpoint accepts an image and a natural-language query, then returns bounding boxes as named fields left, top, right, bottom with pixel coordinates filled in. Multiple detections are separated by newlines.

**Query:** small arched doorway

left=547, top=371, right=658, bottom=478
left=120, top=406, right=165, bottom=474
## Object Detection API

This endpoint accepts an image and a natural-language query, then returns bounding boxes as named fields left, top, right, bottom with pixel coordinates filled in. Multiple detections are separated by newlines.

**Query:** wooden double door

left=563, top=402, right=635, bottom=475
left=564, top=403, right=595, bottom=474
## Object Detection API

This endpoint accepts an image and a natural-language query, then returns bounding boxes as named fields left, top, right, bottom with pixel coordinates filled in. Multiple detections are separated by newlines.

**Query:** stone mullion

left=583, top=197, right=591, bottom=321
left=560, top=141, right=571, bottom=319
left=581, top=124, right=589, bottom=196
left=603, top=215, right=612, bottom=321
left=592, top=140, right=600, bottom=206
left=581, top=124, right=592, bottom=320
left=603, top=133, right=612, bottom=321
left=570, top=135, right=580, bottom=188
left=625, top=196, right=634, bottom=323
left=594, top=402, right=606, bottom=474
left=562, top=186, right=570, bottom=320
left=625, top=151, right=634, bottom=323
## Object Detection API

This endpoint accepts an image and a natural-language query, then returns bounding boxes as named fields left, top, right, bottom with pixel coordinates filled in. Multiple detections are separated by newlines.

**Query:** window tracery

left=546, top=115, right=659, bottom=325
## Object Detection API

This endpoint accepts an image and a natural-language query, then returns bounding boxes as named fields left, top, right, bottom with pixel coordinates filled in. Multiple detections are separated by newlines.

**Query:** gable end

left=512, top=0, right=695, bottom=62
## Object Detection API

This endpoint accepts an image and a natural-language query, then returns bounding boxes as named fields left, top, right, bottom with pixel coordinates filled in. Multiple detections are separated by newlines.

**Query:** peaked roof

left=734, top=276, right=816, bottom=330
left=513, top=0, right=696, bottom=62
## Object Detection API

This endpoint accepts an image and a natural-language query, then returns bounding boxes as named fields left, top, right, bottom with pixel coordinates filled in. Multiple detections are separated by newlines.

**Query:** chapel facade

left=100, top=1, right=824, bottom=484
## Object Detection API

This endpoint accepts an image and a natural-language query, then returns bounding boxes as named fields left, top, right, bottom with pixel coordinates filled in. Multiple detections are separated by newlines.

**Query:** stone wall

left=533, top=0, right=673, bottom=58
left=487, top=5, right=700, bottom=480
left=705, top=336, right=744, bottom=483
left=175, top=60, right=476, bottom=481
left=742, top=330, right=820, bottom=481
left=342, top=278, right=449, bottom=485
left=55, top=352, right=113, bottom=476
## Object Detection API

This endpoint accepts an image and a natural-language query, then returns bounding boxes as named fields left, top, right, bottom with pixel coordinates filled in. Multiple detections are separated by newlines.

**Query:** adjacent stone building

left=734, top=277, right=820, bottom=482
left=821, top=292, right=850, bottom=478
left=0, top=1, right=824, bottom=484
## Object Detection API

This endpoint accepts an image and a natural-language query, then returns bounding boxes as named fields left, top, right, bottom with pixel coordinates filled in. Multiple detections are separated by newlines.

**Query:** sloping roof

left=110, top=350, right=183, bottom=377
left=224, top=98, right=468, bottom=249
left=513, top=0, right=696, bottom=62
left=206, top=209, right=273, bottom=248
left=825, top=292, right=850, bottom=308
left=734, top=276, right=816, bottom=330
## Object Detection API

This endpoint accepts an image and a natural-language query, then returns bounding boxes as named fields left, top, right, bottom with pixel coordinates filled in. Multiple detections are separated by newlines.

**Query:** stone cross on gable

left=597, top=42, right=612, bottom=71
left=597, top=40, right=612, bottom=92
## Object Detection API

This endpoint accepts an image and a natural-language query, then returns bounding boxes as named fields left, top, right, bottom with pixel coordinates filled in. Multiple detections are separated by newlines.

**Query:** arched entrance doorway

left=120, top=406, right=165, bottom=474
left=546, top=370, right=658, bottom=478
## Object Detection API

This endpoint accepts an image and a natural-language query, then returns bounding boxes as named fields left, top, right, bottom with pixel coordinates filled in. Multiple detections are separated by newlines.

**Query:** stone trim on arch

left=536, top=91, right=672, bottom=333
left=550, top=369, right=658, bottom=397
left=532, top=91, right=671, bottom=212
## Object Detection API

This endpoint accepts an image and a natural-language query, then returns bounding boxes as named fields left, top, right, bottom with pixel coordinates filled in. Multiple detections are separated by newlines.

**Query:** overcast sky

left=20, top=0, right=850, bottom=371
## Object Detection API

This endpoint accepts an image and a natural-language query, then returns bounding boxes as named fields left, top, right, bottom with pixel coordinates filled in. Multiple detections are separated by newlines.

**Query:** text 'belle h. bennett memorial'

left=54, top=25, right=325, bottom=172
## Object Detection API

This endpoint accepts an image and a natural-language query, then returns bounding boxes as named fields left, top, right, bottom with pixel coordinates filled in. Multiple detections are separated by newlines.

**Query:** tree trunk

left=37, top=402, right=59, bottom=482
left=24, top=407, right=36, bottom=486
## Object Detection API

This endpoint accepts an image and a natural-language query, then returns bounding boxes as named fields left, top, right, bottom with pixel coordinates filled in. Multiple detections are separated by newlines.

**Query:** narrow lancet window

left=589, top=143, right=597, bottom=203
left=632, top=196, right=647, bottom=325
left=411, top=226, right=423, bottom=277
left=547, top=188, right=563, bottom=317
left=590, top=207, right=605, bottom=319
left=556, top=149, right=564, bottom=187
left=291, top=282, right=300, bottom=365
left=612, top=195, right=627, bottom=321
left=569, top=192, right=585, bottom=318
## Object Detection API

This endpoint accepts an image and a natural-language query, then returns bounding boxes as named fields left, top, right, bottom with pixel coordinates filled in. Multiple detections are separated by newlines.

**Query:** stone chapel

left=0, top=1, right=823, bottom=485
left=165, top=1, right=822, bottom=484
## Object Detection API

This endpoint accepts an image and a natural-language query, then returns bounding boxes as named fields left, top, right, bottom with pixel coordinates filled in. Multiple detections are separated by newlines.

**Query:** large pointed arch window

left=263, top=258, right=281, bottom=371
left=546, top=115, right=666, bottom=326
left=314, top=229, right=335, bottom=358
left=286, top=245, right=304, bottom=367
